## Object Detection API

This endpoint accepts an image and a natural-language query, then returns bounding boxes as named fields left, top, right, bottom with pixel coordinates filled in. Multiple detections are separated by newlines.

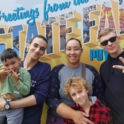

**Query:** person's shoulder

left=85, top=64, right=96, bottom=70
left=100, top=60, right=109, bottom=71
left=52, top=64, right=65, bottom=71
left=84, top=63, right=98, bottom=73
left=38, top=61, right=50, bottom=66
left=19, top=67, right=28, bottom=72
left=38, top=61, right=51, bottom=68
left=101, top=60, right=108, bottom=67
left=19, top=68, right=30, bottom=75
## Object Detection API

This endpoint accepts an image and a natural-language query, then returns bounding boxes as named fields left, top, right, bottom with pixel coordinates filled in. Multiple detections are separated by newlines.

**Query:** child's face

left=69, top=86, right=89, bottom=107
left=2, top=57, right=21, bottom=72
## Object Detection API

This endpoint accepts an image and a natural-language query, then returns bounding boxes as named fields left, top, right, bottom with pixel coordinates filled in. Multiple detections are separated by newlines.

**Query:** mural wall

left=0, top=0, right=124, bottom=123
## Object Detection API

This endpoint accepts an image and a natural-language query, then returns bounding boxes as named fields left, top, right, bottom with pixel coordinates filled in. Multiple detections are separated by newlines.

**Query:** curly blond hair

left=63, top=76, right=92, bottom=98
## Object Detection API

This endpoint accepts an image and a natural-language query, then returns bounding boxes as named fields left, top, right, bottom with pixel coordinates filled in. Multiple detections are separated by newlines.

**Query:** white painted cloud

left=33, top=4, right=44, bottom=22
left=0, top=0, right=44, bottom=26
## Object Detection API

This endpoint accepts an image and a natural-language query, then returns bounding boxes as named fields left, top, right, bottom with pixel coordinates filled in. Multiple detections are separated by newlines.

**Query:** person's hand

left=0, top=68, right=11, bottom=77
left=0, top=68, right=11, bottom=82
left=113, top=57, right=124, bottom=73
left=0, top=97, right=6, bottom=111
left=11, top=69, right=20, bottom=84
left=72, top=111, right=94, bottom=124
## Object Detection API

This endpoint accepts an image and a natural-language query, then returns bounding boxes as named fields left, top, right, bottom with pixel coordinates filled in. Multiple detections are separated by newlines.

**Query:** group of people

left=0, top=28, right=124, bottom=124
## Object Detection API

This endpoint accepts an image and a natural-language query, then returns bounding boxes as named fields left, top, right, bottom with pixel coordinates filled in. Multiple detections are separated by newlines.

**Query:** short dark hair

left=65, top=38, right=82, bottom=48
left=29, top=35, right=48, bottom=44
left=1, top=48, right=19, bottom=62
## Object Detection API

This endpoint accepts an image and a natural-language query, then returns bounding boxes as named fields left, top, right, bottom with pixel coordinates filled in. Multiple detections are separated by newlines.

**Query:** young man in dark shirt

left=99, top=28, right=124, bottom=124
left=0, top=35, right=51, bottom=124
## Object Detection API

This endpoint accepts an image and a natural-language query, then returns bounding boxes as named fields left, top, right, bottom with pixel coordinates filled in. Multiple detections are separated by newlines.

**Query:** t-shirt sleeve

left=47, top=65, right=63, bottom=111
left=34, top=64, right=51, bottom=105
left=14, top=70, right=31, bottom=96
left=87, top=65, right=105, bottom=103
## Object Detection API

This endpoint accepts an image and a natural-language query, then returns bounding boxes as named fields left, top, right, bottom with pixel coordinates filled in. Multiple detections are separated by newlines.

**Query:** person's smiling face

left=100, top=32, right=121, bottom=57
left=65, top=39, right=82, bottom=66
left=69, top=86, right=89, bottom=107
left=27, top=37, right=47, bottom=60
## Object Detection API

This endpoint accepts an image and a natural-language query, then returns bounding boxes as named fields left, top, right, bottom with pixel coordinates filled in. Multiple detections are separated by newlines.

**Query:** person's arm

left=34, top=63, right=51, bottom=104
left=0, top=68, right=10, bottom=78
left=47, top=65, right=63, bottom=111
left=0, top=95, right=36, bottom=110
left=12, top=69, right=31, bottom=95
left=48, top=65, right=93, bottom=124
left=0, top=70, right=4, bottom=77
left=56, top=103, right=93, bottom=124
left=11, top=95, right=36, bottom=108
left=0, top=68, right=11, bottom=83
left=87, top=65, right=105, bottom=103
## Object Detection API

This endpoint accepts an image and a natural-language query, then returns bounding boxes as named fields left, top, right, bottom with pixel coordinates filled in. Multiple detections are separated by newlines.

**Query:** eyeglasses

left=100, top=36, right=117, bottom=46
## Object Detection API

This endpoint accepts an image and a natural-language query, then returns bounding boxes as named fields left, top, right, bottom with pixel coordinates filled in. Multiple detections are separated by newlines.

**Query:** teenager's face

left=65, top=40, right=82, bottom=65
left=100, top=32, right=121, bottom=56
left=27, top=37, right=47, bottom=60
left=69, top=86, right=89, bottom=107
left=2, top=57, right=21, bottom=72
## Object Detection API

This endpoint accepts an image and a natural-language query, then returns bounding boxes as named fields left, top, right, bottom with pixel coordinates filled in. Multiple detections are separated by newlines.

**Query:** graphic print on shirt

left=31, top=80, right=37, bottom=87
